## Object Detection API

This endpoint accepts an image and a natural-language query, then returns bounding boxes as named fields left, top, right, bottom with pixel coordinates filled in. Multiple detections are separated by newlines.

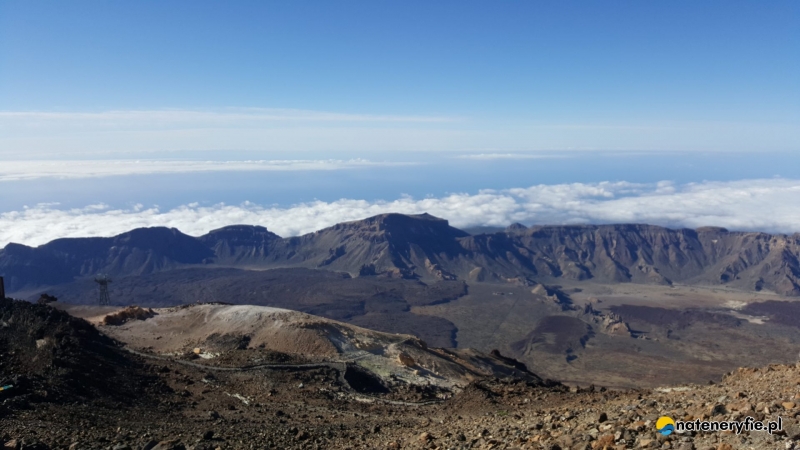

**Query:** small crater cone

left=102, top=306, right=156, bottom=326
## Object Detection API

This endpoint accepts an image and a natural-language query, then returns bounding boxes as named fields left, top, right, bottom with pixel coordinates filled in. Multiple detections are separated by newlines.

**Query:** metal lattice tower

left=94, top=274, right=112, bottom=306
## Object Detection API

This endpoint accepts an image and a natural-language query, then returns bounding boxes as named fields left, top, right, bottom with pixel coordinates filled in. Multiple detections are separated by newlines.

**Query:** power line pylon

left=94, top=274, right=112, bottom=306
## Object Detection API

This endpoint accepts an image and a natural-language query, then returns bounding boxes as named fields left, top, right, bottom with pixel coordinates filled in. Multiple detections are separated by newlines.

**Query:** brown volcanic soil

left=4, top=340, right=800, bottom=448
left=3, top=299, right=800, bottom=450
left=32, top=272, right=800, bottom=389
left=413, top=282, right=800, bottom=389
left=0, top=297, right=167, bottom=405
left=742, top=300, right=800, bottom=329
left=72, top=302, right=546, bottom=394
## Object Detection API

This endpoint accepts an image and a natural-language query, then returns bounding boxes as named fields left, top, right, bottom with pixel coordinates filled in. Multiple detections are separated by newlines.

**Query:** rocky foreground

left=3, top=361, right=800, bottom=450
left=2, top=298, right=800, bottom=450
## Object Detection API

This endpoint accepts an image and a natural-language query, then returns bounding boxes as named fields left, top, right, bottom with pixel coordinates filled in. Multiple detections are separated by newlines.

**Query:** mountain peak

left=337, top=213, right=469, bottom=237
left=347, top=212, right=452, bottom=226
left=506, top=223, right=528, bottom=232
left=696, top=226, right=729, bottom=233
left=199, top=225, right=282, bottom=264
left=201, top=224, right=281, bottom=241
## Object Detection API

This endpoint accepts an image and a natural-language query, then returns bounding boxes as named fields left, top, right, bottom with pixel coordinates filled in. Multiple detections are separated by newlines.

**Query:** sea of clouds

left=2, top=178, right=800, bottom=247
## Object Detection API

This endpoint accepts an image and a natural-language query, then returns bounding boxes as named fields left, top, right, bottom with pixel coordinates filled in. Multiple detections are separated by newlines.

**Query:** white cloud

left=0, top=159, right=415, bottom=181
left=2, top=178, right=800, bottom=248
left=2, top=108, right=797, bottom=157
left=0, top=108, right=465, bottom=157
left=0, top=108, right=456, bottom=127
left=455, top=153, right=571, bottom=160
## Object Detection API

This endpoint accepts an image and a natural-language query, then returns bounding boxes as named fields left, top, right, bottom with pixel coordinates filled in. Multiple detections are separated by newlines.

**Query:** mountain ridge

left=3, top=213, right=800, bottom=295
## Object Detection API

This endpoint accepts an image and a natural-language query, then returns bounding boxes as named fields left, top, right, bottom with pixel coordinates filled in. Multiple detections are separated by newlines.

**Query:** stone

left=419, top=432, right=432, bottom=442
left=187, top=444, right=215, bottom=450
left=728, top=401, right=751, bottom=412
left=3, top=441, right=18, bottom=450
left=151, top=441, right=185, bottom=450
left=630, top=420, right=646, bottom=431
left=783, top=420, right=800, bottom=440
left=639, top=438, right=654, bottom=448
left=207, top=410, right=220, bottom=420
left=782, top=401, right=796, bottom=410
left=709, top=404, right=727, bottom=416
left=592, top=434, right=614, bottom=449
left=201, top=430, right=214, bottom=440
left=17, top=442, right=48, bottom=450
left=397, top=352, right=415, bottom=367
left=557, top=434, right=574, bottom=448
left=295, top=430, right=309, bottom=440
left=598, top=412, right=609, bottom=423
left=141, top=441, right=158, bottom=450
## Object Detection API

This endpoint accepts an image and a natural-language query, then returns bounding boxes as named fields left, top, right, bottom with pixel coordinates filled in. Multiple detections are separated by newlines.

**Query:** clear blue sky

left=1, top=1, right=798, bottom=123
left=1, top=1, right=800, bottom=244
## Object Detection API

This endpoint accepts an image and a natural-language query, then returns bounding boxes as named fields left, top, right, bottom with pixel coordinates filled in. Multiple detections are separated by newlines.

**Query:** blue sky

left=1, top=1, right=799, bottom=245
left=2, top=1, right=798, bottom=121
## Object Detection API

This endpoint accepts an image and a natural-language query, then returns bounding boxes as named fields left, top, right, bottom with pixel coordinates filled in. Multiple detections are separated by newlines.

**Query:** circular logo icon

left=656, top=416, right=676, bottom=436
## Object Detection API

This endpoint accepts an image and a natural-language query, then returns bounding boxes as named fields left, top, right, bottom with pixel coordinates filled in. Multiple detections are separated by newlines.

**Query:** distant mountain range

left=3, top=212, right=800, bottom=295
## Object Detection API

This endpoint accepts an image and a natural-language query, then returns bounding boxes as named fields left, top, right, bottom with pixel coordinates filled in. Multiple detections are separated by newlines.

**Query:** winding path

left=119, top=345, right=445, bottom=407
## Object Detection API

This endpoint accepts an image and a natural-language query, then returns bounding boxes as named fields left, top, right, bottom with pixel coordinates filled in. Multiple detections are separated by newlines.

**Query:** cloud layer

left=0, top=108, right=463, bottom=157
left=2, top=178, right=800, bottom=247
left=0, top=159, right=414, bottom=181
left=0, top=108, right=455, bottom=127
left=3, top=108, right=797, bottom=157
left=455, top=153, right=570, bottom=160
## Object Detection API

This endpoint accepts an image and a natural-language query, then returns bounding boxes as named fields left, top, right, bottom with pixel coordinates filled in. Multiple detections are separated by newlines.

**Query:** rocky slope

left=479, top=224, right=800, bottom=295
left=3, top=213, right=800, bottom=295
left=239, top=213, right=470, bottom=277
left=3, top=296, right=800, bottom=449
left=197, top=225, right=280, bottom=266
left=0, top=227, right=213, bottom=292
left=75, top=302, right=544, bottom=393
left=0, top=297, right=168, bottom=412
